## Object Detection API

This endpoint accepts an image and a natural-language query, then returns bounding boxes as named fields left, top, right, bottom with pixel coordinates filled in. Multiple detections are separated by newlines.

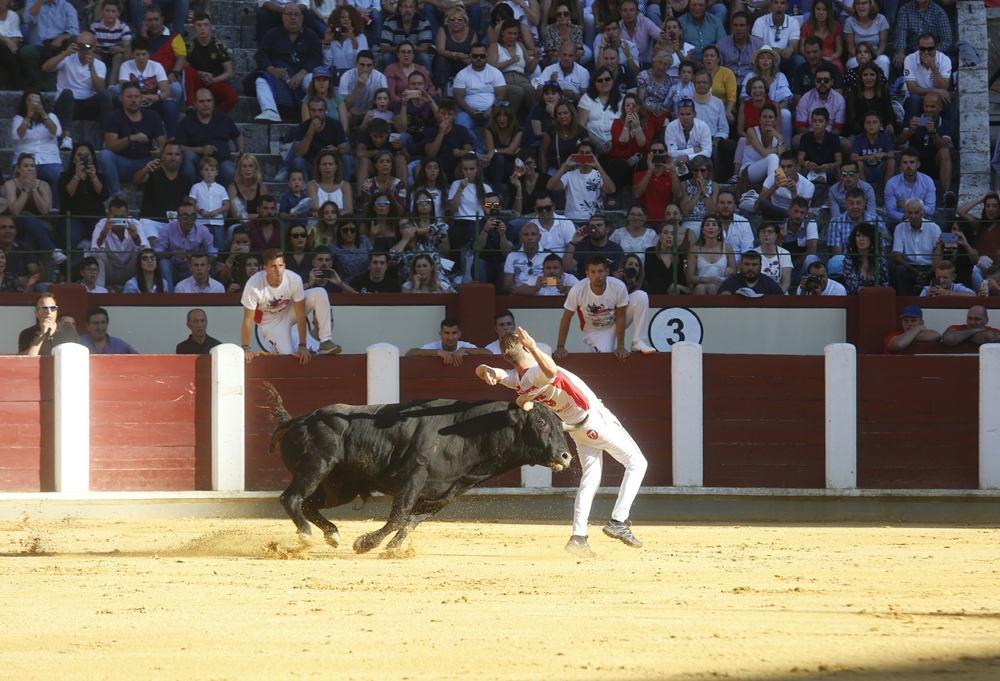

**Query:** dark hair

left=731, top=10, right=751, bottom=24
left=845, top=187, right=866, bottom=202
left=412, top=188, right=438, bottom=220
left=917, top=32, right=937, bottom=46
left=702, top=44, right=719, bottom=59
left=814, top=67, right=834, bottom=81
left=779, top=150, right=798, bottom=164
left=811, top=107, right=829, bottom=121
left=285, top=221, right=310, bottom=251
left=192, top=11, right=211, bottom=22
left=847, top=221, right=879, bottom=269
left=586, top=66, right=622, bottom=111
left=741, top=250, right=762, bottom=262
left=142, top=3, right=162, bottom=18
left=189, top=251, right=210, bottom=263
left=803, top=35, right=824, bottom=51
left=470, top=42, right=486, bottom=52
left=440, top=317, right=460, bottom=329
left=413, top=158, right=449, bottom=199
left=900, top=146, right=920, bottom=161
left=500, top=17, right=520, bottom=33
left=357, top=49, right=375, bottom=63
left=263, top=248, right=284, bottom=264
left=121, top=81, right=141, bottom=94
left=543, top=253, right=562, bottom=264
left=370, top=118, right=390, bottom=135
left=130, top=35, right=150, bottom=52
left=133, top=248, right=163, bottom=293
left=258, top=194, right=277, bottom=207
left=108, top=197, right=129, bottom=213
left=585, top=254, right=609, bottom=270
left=759, top=103, right=779, bottom=119
left=66, top=141, right=99, bottom=175
left=438, top=97, right=458, bottom=113
left=789, top=196, right=810, bottom=211
left=494, top=308, right=515, bottom=322
left=807, top=261, right=827, bottom=274
left=17, top=89, right=45, bottom=120
left=85, top=306, right=108, bottom=323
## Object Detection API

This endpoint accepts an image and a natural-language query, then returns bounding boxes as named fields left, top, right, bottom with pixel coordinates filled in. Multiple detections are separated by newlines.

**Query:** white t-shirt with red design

left=564, top=277, right=629, bottom=335
left=500, top=364, right=600, bottom=425
left=241, top=270, right=305, bottom=325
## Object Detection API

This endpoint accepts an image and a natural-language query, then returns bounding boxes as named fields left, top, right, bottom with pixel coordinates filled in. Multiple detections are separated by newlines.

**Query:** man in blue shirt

left=884, top=147, right=935, bottom=224
left=19, top=0, right=79, bottom=88
left=79, top=307, right=139, bottom=355
left=678, top=0, right=727, bottom=62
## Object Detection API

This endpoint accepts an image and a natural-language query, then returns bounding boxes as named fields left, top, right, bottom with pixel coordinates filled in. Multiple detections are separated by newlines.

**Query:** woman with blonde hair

left=227, top=153, right=270, bottom=221
left=434, top=5, right=478, bottom=88
left=402, top=252, right=454, bottom=293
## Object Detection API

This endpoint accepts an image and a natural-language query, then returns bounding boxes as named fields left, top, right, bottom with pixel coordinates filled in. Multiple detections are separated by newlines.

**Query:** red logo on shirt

left=586, top=429, right=598, bottom=440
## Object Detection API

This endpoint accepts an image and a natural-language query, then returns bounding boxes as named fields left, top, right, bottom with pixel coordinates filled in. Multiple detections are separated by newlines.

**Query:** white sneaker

left=51, top=248, right=67, bottom=265
left=631, top=339, right=656, bottom=354
left=60, top=136, right=73, bottom=151
left=254, top=109, right=282, bottom=123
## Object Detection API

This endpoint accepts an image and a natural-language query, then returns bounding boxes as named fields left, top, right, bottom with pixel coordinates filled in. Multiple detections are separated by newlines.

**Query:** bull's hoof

left=297, top=531, right=314, bottom=546
left=324, top=531, right=341, bottom=549
left=379, top=545, right=415, bottom=559
left=353, top=534, right=378, bottom=554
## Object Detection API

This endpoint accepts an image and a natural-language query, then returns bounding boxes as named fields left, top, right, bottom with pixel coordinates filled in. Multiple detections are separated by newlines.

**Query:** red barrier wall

left=90, top=355, right=212, bottom=491
left=244, top=355, right=368, bottom=491
left=857, top=355, right=978, bottom=488
left=0, top=357, right=53, bottom=492
left=703, top=356, right=826, bottom=488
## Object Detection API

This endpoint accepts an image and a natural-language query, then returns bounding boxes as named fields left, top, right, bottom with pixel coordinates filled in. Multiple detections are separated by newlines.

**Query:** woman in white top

left=306, top=150, right=353, bottom=216
left=323, top=5, right=369, bottom=74
left=843, top=0, right=890, bottom=79
left=12, top=90, right=62, bottom=208
left=686, top=216, right=735, bottom=295
left=487, top=18, right=538, bottom=117
left=752, top=221, right=792, bottom=293
left=576, top=66, right=622, bottom=157
left=448, top=154, right=492, bottom=221
left=741, top=47, right=793, bottom=144
left=0, top=0, right=22, bottom=91
left=654, top=18, right=694, bottom=82
left=739, top=102, right=786, bottom=184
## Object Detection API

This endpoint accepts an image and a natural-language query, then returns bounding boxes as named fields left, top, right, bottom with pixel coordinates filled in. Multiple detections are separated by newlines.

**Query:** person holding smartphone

left=546, top=141, right=616, bottom=222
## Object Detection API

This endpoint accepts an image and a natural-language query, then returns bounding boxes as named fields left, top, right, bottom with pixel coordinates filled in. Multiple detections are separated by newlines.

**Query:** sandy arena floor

left=1, top=516, right=998, bottom=681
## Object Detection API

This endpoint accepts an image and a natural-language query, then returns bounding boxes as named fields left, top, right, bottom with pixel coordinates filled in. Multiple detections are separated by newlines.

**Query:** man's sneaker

left=565, top=535, right=596, bottom=559
left=631, top=339, right=656, bottom=354
left=60, top=136, right=73, bottom=151
left=51, top=248, right=67, bottom=265
left=319, top=340, right=342, bottom=355
left=603, top=519, right=643, bottom=548
left=254, top=109, right=282, bottom=123
left=273, top=168, right=289, bottom=183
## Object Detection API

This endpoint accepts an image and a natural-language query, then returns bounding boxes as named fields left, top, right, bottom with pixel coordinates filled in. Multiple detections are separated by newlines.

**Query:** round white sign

left=648, top=307, right=704, bottom=352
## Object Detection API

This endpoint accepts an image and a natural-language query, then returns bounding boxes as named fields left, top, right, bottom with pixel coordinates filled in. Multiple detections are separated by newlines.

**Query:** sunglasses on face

left=374, top=199, right=391, bottom=206
left=291, top=232, right=307, bottom=238
left=596, top=77, right=613, bottom=83
left=841, top=170, right=857, bottom=177
left=495, top=101, right=512, bottom=108
left=140, top=254, right=157, bottom=262
left=484, top=201, right=502, bottom=209
left=919, top=46, right=935, bottom=52
left=556, top=10, right=570, bottom=16
left=417, top=198, right=433, bottom=204
left=37, top=305, right=58, bottom=312
left=815, top=77, right=832, bottom=84
left=179, top=213, right=197, bottom=220
left=536, top=204, right=554, bottom=212
left=471, top=53, right=487, bottom=59
left=341, top=227, right=357, bottom=233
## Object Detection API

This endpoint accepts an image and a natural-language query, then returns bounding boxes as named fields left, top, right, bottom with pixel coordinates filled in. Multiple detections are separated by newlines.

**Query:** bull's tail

left=262, top=382, right=295, bottom=456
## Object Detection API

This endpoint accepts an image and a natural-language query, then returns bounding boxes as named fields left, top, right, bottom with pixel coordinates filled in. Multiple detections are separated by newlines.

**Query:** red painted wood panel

left=703, top=355, right=826, bottom=488
left=0, top=357, right=53, bottom=492
left=856, top=355, right=978, bottom=489
left=89, top=355, right=212, bottom=492
left=245, top=355, right=369, bottom=491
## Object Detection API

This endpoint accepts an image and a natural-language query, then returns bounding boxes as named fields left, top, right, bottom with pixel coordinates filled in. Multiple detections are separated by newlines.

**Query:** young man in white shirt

left=546, top=141, right=616, bottom=222
left=405, top=318, right=492, bottom=366
left=452, top=42, right=506, bottom=154
left=116, top=35, right=179, bottom=138
left=476, top=327, right=648, bottom=558
left=555, top=254, right=655, bottom=359
left=526, top=191, right=577, bottom=254
left=240, top=248, right=342, bottom=363
left=338, top=49, right=389, bottom=128
left=754, top=150, right=815, bottom=223
left=44, top=32, right=113, bottom=150
left=502, top=221, right=548, bottom=295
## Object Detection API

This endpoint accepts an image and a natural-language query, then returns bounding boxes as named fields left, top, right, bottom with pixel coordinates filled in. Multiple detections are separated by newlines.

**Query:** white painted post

left=825, top=343, right=857, bottom=489
left=672, top=341, right=703, bottom=486
left=211, top=344, right=245, bottom=492
left=980, top=344, right=1000, bottom=489
left=52, top=343, right=89, bottom=493
left=367, top=343, right=399, bottom=405
left=521, top=465, right=553, bottom=488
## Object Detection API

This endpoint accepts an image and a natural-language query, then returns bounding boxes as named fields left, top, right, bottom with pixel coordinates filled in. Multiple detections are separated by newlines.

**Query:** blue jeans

left=181, top=151, right=236, bottom=188
left=98, top=151, right=153, bottom=197
left=130, top=0, right=189, bottom=35
left=36, top=162, right=62, bottom=211
left=146, top=99, right=179, bottom=139
left=456, top=111, right=489, bottom=153
left=159, top=259, right=192, bottom=292
left=16, top=215, right=56, bottom=251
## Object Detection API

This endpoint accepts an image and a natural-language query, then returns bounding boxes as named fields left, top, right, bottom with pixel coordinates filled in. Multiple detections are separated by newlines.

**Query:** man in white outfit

left=241, top=248, right=342, bottom=364
left=477, top=327, right=647, bottom=558
left=554, top=254, right=656, bottom=359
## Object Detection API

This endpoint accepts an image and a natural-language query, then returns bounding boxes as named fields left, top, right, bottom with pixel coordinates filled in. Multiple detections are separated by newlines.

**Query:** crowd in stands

left=1, top=0, right=999, bottom=302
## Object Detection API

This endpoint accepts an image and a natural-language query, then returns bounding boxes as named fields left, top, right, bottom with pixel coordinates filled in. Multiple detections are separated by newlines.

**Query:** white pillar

left=211, top=344, right=245, bottom=492
left=53, top=343, right=89, bottom=493
left=367, top=343, right=399, bottom=405
left=825, top=343, right=857, bottom=489
left=980, top=344, right=1000, bottom=489
left=672, top=341, right=703, bottom=486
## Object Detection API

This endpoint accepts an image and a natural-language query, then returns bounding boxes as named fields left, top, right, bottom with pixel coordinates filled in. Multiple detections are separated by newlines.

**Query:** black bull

left=263, top=383, right=573, bottom=553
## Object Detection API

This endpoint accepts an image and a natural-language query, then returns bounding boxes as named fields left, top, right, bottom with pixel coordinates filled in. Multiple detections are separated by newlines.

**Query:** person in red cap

left=884, top=304, right=940, bottom=354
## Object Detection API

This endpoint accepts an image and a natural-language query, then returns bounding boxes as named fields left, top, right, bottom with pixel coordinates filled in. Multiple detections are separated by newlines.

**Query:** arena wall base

left=4, top=488, right=1000, bottom=525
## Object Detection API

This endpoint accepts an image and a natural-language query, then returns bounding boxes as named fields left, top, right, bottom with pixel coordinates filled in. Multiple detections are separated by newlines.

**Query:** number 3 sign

left=648, top=307, right=704, bottom=352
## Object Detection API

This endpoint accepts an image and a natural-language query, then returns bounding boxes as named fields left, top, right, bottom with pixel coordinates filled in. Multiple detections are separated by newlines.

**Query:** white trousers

left=255, top=77, right=278, bottom=113
left=582, top=290, right=650, bottom=352
left=568, top=405, right=647, bottom=536
left=743, top=152, right=781, bottom=184
left=258, top=288, right=332, bottom=354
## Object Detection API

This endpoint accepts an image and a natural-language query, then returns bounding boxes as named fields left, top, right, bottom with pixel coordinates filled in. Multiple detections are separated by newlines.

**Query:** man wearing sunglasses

left=527, top=190, right=576, bottom=255
left=153, top=197, right=217, bottom=291
left=790, top=37, right=843, bottom=110
left=901, top=33, right=953, bottom=127
left=19, top=293, right=79, bottom=356
left=91, top=197, right=151, bottom=289
left=453, top=42, right=505, bottom=153
left=827, top=159, right=875, bottom=219
left=792, top=66, right=845, bottom=139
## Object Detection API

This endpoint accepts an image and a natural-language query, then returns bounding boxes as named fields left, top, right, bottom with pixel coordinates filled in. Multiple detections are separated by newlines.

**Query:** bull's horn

left=516, top=394, right=534, bottom=411
left=561, top=421, right=574, bottom=432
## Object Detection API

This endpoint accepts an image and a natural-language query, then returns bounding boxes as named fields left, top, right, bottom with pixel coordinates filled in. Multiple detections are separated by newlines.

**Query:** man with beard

left=135, top=140, right=191, bottom=243
left=718, top=251, right=785, bottom=295
left=716, top=191, right=754, bottom=265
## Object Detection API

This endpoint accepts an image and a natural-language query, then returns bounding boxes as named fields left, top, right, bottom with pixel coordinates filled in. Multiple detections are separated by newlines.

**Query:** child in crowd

left=663, top=61, right=695, bottom=120
left=359, top=88, right=394, bottom=132
left=90, top=0, right=131, bottom=86
left=797, top=108, right=842, bottom=184
left=410, top=157, right=449, bottom=217
left=77, top=256, right=109, bottom=293
left=118, top=35, right=179, bottom=138
left=189, top=157, right=230, bottom=248
left=356, top=118, right=409, bottom=192
left=920, top=260, right=975, bottom=298
left=279, top=170, right=311, bottom=222
left=850, top=111, right=896, bottom=184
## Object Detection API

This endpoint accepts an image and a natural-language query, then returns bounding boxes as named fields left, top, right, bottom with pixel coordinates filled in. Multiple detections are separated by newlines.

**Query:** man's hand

left=132, top=132, right=150, bottom=144
left=267, top=66, right=289, bottom=80
left=517, top=326, right=537, bottom=352
left=477, top=364, right=499, bottom=385
left=553, top=347, right=568, bottom=359
left=197, top=70, right=214, bottom=84
left=39, top=316, right=57, bottom=339
left=614, top=346, right=630, bottom=361
left=288, top=73, right=305, bottom=90
left=297, top=347, right=312, bottom=365
left=244, top=347, right=255, bottom=363
left=201, top=144, right=218, bottom=155
left=893, top=49, right=905, bottom=68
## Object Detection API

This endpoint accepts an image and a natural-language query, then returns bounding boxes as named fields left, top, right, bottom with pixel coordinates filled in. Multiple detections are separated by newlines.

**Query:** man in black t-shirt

left=183, top=13, right=240, bottom=113
left=421, top=99, right=475, bottom=179
left=176, top=308, right=223, bottom=355
left=348, top=253, right=401, bottom=293
left=718, top=252, right=786, bottom=296
left=97, top=82, right=167, bottom=198
left=290, top=95, right=350, bottom=181
left=134, top=141, right=193, bottom=244
left=18, top=293, right=80, bottom=356
left=602, top=47, right=636, bottom=98
left=176, top=88, right=245, bottom=187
